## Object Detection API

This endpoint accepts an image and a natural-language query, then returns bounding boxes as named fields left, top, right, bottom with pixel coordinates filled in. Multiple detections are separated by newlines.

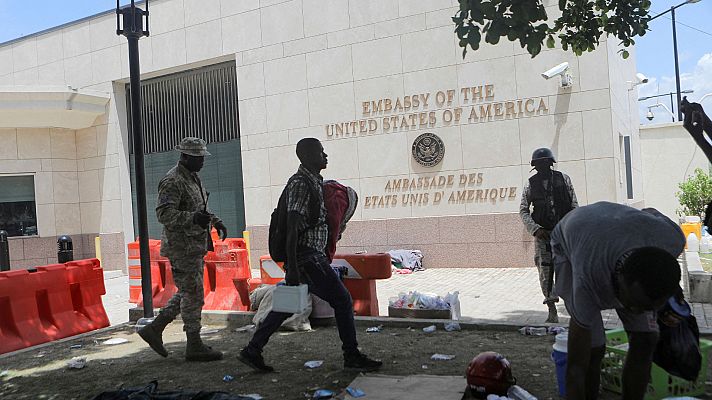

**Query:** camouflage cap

left=175, top=137, right=211, bottom=156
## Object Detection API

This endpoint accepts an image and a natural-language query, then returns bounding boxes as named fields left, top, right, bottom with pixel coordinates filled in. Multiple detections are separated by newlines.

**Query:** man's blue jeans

left=246, top=249, right=358, bottom=355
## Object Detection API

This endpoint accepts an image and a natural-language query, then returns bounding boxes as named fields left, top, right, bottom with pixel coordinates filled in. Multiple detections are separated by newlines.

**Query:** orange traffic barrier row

left=0, top=258, right=110, bottom=355
left=257, top=253, right=392, bottom=316
left=128, top=237, right=252, bottom=311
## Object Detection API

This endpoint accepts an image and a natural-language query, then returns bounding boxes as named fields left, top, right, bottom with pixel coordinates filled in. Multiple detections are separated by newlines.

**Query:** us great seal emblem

left=412, top=133, right=445, bottom=167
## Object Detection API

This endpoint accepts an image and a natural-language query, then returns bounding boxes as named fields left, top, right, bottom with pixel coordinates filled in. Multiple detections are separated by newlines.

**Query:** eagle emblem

left=412, top=133, right=444, bottom=167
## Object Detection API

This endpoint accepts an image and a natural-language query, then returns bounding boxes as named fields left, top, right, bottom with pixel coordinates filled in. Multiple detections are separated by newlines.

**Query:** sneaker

left=237, top=347, right=275, bottom=373
left=344, top=352, right=382, bottom=372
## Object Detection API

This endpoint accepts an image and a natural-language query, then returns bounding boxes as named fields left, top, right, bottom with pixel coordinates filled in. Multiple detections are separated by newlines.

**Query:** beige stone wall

left=247, top=213, right=536, bottom=269
left=7, top=232, right=125, bottom=272
left=640, top=122, right=709, bottom=221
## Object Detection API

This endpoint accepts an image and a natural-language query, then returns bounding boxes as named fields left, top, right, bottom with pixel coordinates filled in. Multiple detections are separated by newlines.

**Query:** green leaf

left=546, top=36, right=555, bottom=48
left=621, top=49, right=630, bottom=59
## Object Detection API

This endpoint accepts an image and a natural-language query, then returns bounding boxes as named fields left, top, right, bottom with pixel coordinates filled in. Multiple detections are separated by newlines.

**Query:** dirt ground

left=0, top=322, right=708, bottom=400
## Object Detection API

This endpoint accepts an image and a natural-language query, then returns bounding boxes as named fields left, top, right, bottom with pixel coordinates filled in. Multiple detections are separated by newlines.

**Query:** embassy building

left=0, top=0, right=644, bottom=271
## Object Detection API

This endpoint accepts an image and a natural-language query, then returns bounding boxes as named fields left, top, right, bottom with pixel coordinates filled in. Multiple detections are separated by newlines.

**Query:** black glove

left=214, top=221, right=228, bottom=240
left=192, top=211, right=211, bottom=229
left=534, top=228, right=550, bottom=241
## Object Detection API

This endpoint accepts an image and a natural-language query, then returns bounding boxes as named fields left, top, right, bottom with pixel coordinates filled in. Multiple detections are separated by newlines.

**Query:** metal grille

left=126, top=61, right=240, bottom=154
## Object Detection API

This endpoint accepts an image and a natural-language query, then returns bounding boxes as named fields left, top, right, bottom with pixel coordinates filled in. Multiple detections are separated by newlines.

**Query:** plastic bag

left=653, top=298, right=702, bottom=381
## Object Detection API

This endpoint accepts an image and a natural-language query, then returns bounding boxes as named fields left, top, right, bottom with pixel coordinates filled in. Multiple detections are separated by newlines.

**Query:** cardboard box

left=388, top=306, right=451, bottom=319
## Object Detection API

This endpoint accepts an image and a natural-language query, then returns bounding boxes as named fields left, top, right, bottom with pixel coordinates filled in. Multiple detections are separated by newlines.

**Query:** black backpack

left=268, top=174, right=321, bottom=262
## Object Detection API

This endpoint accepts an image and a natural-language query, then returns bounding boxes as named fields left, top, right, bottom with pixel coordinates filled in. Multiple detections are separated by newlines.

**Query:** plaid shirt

left=285, top=165, right=328, bottom=253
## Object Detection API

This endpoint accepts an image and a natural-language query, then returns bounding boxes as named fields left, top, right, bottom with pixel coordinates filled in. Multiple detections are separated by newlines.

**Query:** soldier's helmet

left=175, top=137, right=211, bottom=156
left=530, top=147, right=555, bottom=166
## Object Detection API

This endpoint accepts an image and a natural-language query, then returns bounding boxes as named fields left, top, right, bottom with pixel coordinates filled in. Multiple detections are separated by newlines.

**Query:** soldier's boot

left=546, top=303, right=559, bottom=323
left=137, top=313, right=172, bottom=357
left=185, top=331, right=223, bottom=362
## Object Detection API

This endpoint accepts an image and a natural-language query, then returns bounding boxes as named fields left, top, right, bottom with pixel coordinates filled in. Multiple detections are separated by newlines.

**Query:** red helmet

left=466, top=352, right=516, bottom=397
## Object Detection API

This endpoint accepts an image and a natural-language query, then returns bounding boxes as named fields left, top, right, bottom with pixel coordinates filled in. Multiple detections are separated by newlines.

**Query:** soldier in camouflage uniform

left=520, top=148, right=578, bottom=323
left=138, top=137, right=227, bottom=362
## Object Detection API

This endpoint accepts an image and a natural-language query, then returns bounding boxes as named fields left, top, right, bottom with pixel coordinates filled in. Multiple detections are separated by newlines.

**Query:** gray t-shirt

left=551, top=201, right=685, bottom=328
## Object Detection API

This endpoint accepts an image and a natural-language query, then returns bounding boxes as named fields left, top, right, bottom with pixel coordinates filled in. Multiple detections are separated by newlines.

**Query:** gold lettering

left=362, top=101, right=370, bottom=115
left=326, top=124, right=332, bottom=137
left=485, top=84, right=495, bottom=100
left=505, top=101, right=516, bottom=118
left=372, top=100, right=383, bottom=113
left=428, top=111, right=436, bottom=126
left=538, top=98, right=548, bottom=114
left=369, top=119, right=378, bottom=132
left=412, top=95, right=420, bottom=108
left=509, top=187, right=518, bottom=198
left=472, top=86, right=483, bottom=101
left=468, top=106, right=478, bottom=123
left=479, top=104, right=492, bottom=120
left=475, top=189, right=484, bottom=201
left=460, top=174, right=468, bottom=186
left=335, top=123, right=344, bottom=136
left=494, top=103, right=504, bottom=117
left=525, top=99, right=535, bottom=113
left=394, top=97, right=403, bottom=112
left=461, top=87, right=470, bottom=102
left=382, top=117, right=391, bottom=132
left=359, top=120, right=367, bottom=133
left=420, top=93, right=430, bottom=108
left=436, top=91, right=447, bottom=107
left=384, top=99, right=392, bottom=112
left=447, top=175, right=454, bottom=187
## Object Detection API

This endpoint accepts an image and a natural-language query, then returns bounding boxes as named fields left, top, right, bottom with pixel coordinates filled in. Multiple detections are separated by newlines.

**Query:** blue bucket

left=551, top=350, right=567, bottom=397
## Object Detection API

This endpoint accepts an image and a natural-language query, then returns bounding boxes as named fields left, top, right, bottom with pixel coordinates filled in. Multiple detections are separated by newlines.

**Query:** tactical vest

left=529, top=170, right=573, bottom=230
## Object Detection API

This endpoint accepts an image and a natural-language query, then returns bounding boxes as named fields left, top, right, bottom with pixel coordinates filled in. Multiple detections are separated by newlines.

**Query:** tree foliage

left=453, top=0, right=651, bottom=58
left=676, top=168, right=712, bottom=219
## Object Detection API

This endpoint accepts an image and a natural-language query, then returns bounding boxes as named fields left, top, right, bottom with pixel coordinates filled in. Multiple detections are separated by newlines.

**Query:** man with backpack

left=520, top=147, right=578, bottom=323
left=238, top=138, right=382, bottom=373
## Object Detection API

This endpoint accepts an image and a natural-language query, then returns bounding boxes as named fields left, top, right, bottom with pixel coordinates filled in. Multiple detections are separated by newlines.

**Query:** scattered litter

left=235, top=324, right=256, bottom=333
left=34, top=353, right=45, bottom=358
left=548, top=326, right=567, bottom=335
left=345, top=387, right=366, bottom=398
left=103, top=338, right=129, bottom=345
left=200, top=328, right=220, bottom=335
left=421, top=364, right=428, bottom=369
left=271, top=379, right=279, bottom=383
left=532, top=373, right=540, bottom=377
left=366, top=325, right=383, bottom=333
left=431, top=354, right=456, bottom=361
left=69, top=344, right=82, bottom=349
left=222, top=375, right=234, bottom=382
left=240, top=395, right=263, bottom=400
left=67, top=357, right=87, bottom=369
left=422, top=325, right=436, bottom=333
left=518, top=327, right=548, bottom=336
left=313, top=389, right=334, bottom=399
left=444, top=322, right=461, bottom=332
left=487, top=395, right=510, bottom=400
left=304, top=360, right=324, bottom=369
left=0, top=371, right=8, bottom=377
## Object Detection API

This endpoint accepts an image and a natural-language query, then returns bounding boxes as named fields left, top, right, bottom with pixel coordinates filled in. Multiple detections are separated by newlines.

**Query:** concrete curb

left=103, top=270, right=125, bottom=280
left=0, top=322, right=131, bottom=360
left=129, top=307, right=712, bottom=337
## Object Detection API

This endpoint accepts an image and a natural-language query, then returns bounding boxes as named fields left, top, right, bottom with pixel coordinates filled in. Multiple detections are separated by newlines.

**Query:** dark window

left=0, top=175, right=38, bottom=237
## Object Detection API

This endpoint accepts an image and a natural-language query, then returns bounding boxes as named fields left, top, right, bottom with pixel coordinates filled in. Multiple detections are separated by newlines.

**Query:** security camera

left=646, top=110, right=654, bottom=121
left=635, top=73, right=649, bottom=84
left=541, top=62, right=572, bottom=88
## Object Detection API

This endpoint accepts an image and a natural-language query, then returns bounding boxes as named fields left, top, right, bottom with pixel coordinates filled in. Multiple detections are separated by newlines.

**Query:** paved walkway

left=105, top=265, right=712, bottom=332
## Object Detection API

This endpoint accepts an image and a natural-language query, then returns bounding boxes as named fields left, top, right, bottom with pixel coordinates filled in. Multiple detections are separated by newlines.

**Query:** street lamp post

left=116, top=0, right=153, bottom=319
left=639, top=90, right=694, bottom=122
left=649, top=0, right=702, bottom=121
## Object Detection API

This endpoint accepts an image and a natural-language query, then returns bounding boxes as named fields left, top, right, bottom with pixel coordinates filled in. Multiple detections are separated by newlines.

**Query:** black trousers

left=247, top=249, right=358, bottom=355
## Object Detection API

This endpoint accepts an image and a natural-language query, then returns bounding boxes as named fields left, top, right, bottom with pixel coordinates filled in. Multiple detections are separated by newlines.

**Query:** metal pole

left=0, top=230, right=9, bottom=271
left=119, top=5, right=153, bottom=318
left=672, top=6, right=683, bottom=122
left=670, top=93, right=676, bottom=122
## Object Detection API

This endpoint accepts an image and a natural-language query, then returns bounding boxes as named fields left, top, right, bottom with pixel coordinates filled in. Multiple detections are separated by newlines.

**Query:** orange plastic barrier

left=203, top=248, right=251, bottom=311
left=259, top=255, right=285, bottom=285
left=128, top=237, right=252, bottom=311
left=64, top=259, right=110, bottom=330
left=333, top=253, right=391, bottom=317
left=255, top=253, right=392, bottom=316
left=0, top=259, right=110, bottom=355
left=127, top=239, right=163, bottom=303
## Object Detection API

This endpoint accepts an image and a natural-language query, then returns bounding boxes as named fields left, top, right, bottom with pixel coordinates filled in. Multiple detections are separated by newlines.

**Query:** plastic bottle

left=507, top=385, right=538, bottom=400
left=687, top=232, right=700, bottom=252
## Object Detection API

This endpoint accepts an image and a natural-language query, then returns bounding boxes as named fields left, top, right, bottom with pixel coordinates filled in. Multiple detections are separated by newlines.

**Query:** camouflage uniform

left=154, top=144, right=220, bottom=334
left=519, top=173, right=578, bottom=301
